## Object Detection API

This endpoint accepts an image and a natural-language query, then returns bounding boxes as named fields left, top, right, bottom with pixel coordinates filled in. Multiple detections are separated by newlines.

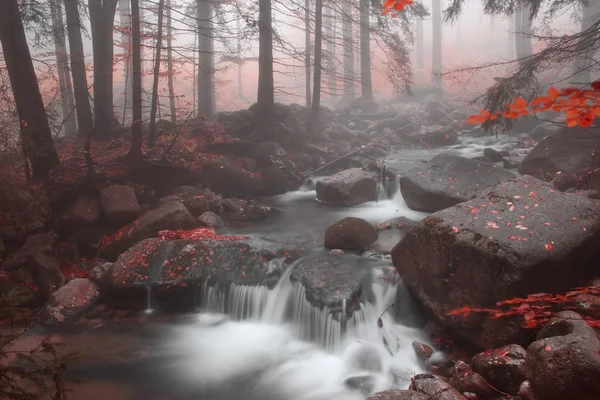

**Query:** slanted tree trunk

left=359, top=0, right=372, bottom=100
left=148, top=0, right=165, bottom=147
left=50, top=0, right=77, bottom=136
left=256, top=0, right=275, bottom=134
left=0, top=0, right=60, bottom=180
left=64, top=0, right=94, bottom=138
left=572, top=0, right=600, bottom=85
left=324, top=4, right=337, bottom=106
left=128, top=0, right=143, bottom=161
left=196, top=0, right=214, bottom=117
left=416, top=16, right=424, bottom=68
left=431, top=0, right=442, bottom=87
left=89, top=0, right=119, bottom=139
left=305, top=0, right=312, bottom=107
left=118, top=0, right=133, bottom=125
left=166, top=0, right=176, bottom=123
left=341, top=0, right=355, bottom=105
left=309, top=0, right=323, bottom=135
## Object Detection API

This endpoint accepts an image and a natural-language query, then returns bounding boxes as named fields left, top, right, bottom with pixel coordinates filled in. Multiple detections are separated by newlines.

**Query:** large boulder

left=99, top=201, right=197, bottom=261
left=525, top=311, right=600, bottom=400
left=316, top=169, right=377, bottom=206
left=400, top=153, right=516, bottom=212
left=410, top=374, right=466, bottom=400
left=38, top=278, right=100, bottom=325
left=366, top=390, right=429, bottom=400
left=528, top=121, right=561, bottom=142
left=61, top=194, right=101, bottom=228
left=392, top=177, right=600, bottom=348
left=158, top=190, right=223, bottom=217
left=518, top=127, right=600, bottom=179
left=201, top=162, right=264, bottom=198
left=472, top=344, right=527, bottom=395
left=100, top=185, right=140, bottom=226
left=324, top=217, right=378, bottom=252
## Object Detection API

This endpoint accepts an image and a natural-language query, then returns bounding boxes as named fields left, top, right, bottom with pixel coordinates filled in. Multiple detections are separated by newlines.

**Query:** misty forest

left=1, top=0, right=600, bottom=398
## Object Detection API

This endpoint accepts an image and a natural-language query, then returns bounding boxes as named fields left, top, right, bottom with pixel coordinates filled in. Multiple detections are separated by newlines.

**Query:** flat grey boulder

left=316, top=169, right=377, bottom=206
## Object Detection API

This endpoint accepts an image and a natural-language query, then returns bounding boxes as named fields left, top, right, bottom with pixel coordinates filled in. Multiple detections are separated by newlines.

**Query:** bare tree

left=0, top=0, right=60, bottom=180
left=416, top=15, right=424, bottom=68
left=256, top=0, right=275, bottom=132
left=305, top=0, right=312, bottom=107
left=342, top=0, right=355, bottom=105
left=324, top=3, right=337, bottom=106
left=359, top=0, right=373, bottom=100
left=309, top=0, right=323, bottom=134
left=118, top=0, right=133, bottom=124
left=431, top=0, right=442, bottom=86
left=197, top=0, right=215, bottom=117
left=166, top=0, right=176, bottom=123
left=571, top=0, right=600, bottom=85
left=148, top=0, right=165, bottom=146
left=128, top=0, right=143, bottom=160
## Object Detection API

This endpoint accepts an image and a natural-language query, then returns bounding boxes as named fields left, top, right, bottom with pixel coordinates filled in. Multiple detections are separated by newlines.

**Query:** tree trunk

left=416, top=17, right=424, bottom=68
left=359, top=0, right=372, bottom=100
left=128, top=0, right=143, bottom=161
left=119, top=0, right=133, bottom=125
left=192, top=30, right=197, bottom=117
left=508, top=12, right=515, bottom=58
left=64, top=0, right=94, bottom=138
left=256, top=0, right=275, bottom=133
left=50, top=0, right=77, bottom=137
left=324, top=4, right=337, bottom=107
left=572, top=0, right=600, bottom=85
left=305, top=0, right=312, bottom=107
left=342, top=0, right=355, bottom=105
left=514, top=6, right=523, bottom=59
left=519, top=5, right=533, bottom=58
left=236, top=19, right=243, bottom=99
left=148, top=0, right=165, bottom=146
left=309, top=0, right=323, bottom=135
left=89, top=0, right=118, bottom=139
left=0, top=0, right=60, bottom=180
left=431, top=0, right=442, bottom=87
left=166, top=0, right=176, bottom=123
left=196, top=0, right=214, bottom=117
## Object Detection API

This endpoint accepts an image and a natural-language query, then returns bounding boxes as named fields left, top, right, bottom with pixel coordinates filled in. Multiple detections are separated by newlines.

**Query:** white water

left=166, top=261, right=433, bottom=400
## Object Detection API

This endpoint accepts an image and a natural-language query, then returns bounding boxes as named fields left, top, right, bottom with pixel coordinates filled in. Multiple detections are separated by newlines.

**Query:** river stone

left=316, top=169, right=377, bottom=206
left=324, top=217, right=378, bottom=252
left=400, top=153, right=516, bottom=212
left=100, top=236, right=302, bottom=310
left=158, top=191, right=223, bottom=217
left=100, top=185, right=140, bottom=226
left=525, top=311, right=600, bottom=400
left=99, top=201, right=197, bottom=261
left=392, top=177, right=600, bottom=348
left=472, top=344, right=527, bottom=395
left=410, top=374, right=466, bottom=400
left=518, top=126, right=600, bottom=179
left=38, top=278, right=99, bottom=325
left=289, top=254, right=363, bottom=315
left=366, top=390, right=429, bottom=400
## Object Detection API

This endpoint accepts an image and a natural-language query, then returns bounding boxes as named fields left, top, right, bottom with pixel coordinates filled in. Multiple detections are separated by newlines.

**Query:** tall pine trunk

left=0, top=0, right=60, bottom=180
left=236, top=19, right=244, bottom=99
left=309, top=0, right=323, bottom=135
left=50, top=0, right=77, bottom=137
left=416, top=17, right=424, bottom=68
left=256, top=0, right=275, bottom=134
left=119, top=0, right=133, bottom=125
left=324, top=4, right=337, bottom=107
left=128, top=0, right=143, bottom=160
left=341, top=0, right=355, bottom=105
left=305, top=0, right=311, bottom=107
left=89, top=0, right=119, bottom=139
left=359, top=0, right=372, bottom=100
left=520, top=5, right=533, bottom=58
left=64, top=0, right=94, bottom=138
left=431, top=0, right=442, bottom=87
left=166, top=0, right=176, bottom=123
left=508, top=12, right=515, bottom=58
left=196, top=0, right=214, bottom=117
left=572, top=0, right=600, bottom=85
left=148, top=0, right=165, bottom=146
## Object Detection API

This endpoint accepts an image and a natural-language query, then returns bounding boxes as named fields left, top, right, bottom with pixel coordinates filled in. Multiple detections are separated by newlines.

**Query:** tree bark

left=416, top=17, right=424, bottom=68
left=89, top=0, right=119, bottom=139
left=431, top=0, right=442, bottom=87
left=359, top=0, right=372, bottom=100
left=196, top=0, right=214, bottom=117
left=514, top=6, right=523, bottom=59
left=324, top=4, right=337, bottom=107
left=257, top=0, right=274, bottom=115
left=305, top=0, right=312, bottom=107
left=507, top=12, right=515, bottom=58
left=166, top=0, right=176, bottom=123
left=519, top=5, right=533, bottom=58
left=148, top=0, right=165, bottom=146
left=64, top=0, right=94, bottom=138
left=309, top=0, right=323, bottom=135
left=128, top=0, right=143, bottom=161
left=572, top=0, right=600, bottom=85
left=342, top=0, right=355, bottom=105
left=118, top=0, right=133, bottom=125
left=50, top=0, right=78, bottom=137
left=0, top=0, right=60, bottom=180
left=236, top=18, right=244, bottom=99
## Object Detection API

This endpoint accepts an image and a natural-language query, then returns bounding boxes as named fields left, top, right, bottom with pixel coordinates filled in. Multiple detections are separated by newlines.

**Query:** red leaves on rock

left=157, top=228, right=249, bottom=241
left=545, top=243, right=553, bottom=251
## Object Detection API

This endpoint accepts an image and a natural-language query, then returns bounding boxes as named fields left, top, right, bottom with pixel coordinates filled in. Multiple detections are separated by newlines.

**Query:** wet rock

left=410, top=374, right=466, bottom=400
left=158, top=190, right=223, bottom=217
left=201, top=162, right=264, bottom=198
left=346, top=343, right=384, bottom=372
left=68, top=226, right=105, bottom=258
left=242, top=157, right=258, bottom=172
left=261, top=167, right=289, bottom=196
left=1, top=233, right=55, bottom=271
left=250, top=140, right=287, bottom=167
left=168, top=185, right=206, bottom=196
left=88, top=261, right=113, bottom=282
left=222, top=198, right=242, bottom=212
left=392, top=177, right=600, bottom=348
left=400, top=153, right=516, bottom=213
left=552, top=172, right=585, bottom=192
left=296, top=153, right=313, bottom=171
left=412, top=341, right=434, bottom=360
left=225, top=203, right=280, bottom=226
left=0, top=224, right=18, bottom=244
left=197, top=211, right=224, bottom=229
left=525, top=311, right=600, bottom=400
left=344, top=374, right=375, bottom=395
left=290, top=254, right=363, bottom=314
left=503, top=157, right=521, bottom=169
left=518, top=380, right=538, bottom=400
left=528, top=122, right=561, bottom=142
left=366, top=390, right=429, bottom=400
left=472, top=344, right=527, bottom=395
left=316, top=169, right=377, bottom=206
left=461, top=393, right=478, bottom=400
left=38, top=278, right=100, bottom=325
left=324, top=217, right=378, bottom=252
left=62, top=194, right=101, bottom=228
left=452, top=361, right=494, bottom=398
left=518, top=126, right=600, bottom=179
left=99, top=201, right=197, bottom=261
left=100, top=185, right=140, bottom=226
left=27, top=253, right=64, bottom=295
left=483, top=148, right=504, bottom=162
left=0, top=184, right=51, bottom=233
left=100, top=236, right=301, bottom=310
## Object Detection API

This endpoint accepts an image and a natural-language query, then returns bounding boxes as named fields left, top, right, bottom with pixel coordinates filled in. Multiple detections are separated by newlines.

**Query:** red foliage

left=157, top=228, right=249, bottom=241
